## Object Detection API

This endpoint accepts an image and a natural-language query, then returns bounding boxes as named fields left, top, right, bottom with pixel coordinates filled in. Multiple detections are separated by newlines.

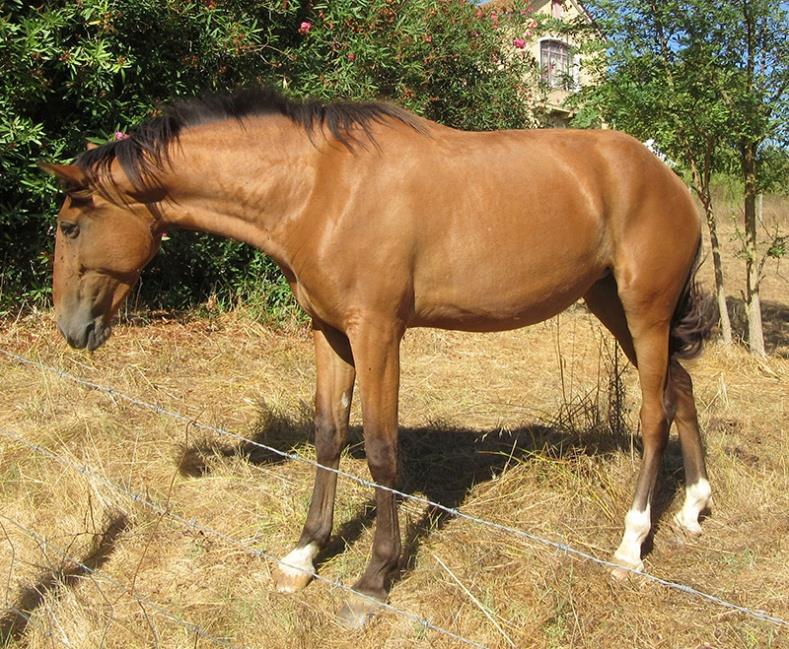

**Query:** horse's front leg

left=338, top=318, right=403, bottom=629
left=274, top=322, right=355, bottom=593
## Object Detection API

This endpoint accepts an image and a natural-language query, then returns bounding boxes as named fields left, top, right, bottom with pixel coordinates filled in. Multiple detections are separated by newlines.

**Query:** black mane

left=76, top=87, right=424, bottom=195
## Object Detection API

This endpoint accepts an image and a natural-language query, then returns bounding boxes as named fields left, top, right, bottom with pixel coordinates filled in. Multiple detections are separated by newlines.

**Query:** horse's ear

left=85, top=141, right=99, bottom=150
left=38, top=162, right=90, bottom=190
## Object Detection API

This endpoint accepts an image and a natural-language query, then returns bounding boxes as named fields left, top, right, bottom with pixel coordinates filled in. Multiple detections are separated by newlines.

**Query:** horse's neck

left=156, top=119, right=319, bottom=266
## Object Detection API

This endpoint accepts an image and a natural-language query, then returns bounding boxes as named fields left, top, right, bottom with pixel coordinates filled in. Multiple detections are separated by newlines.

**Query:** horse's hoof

left=336, top=593, right=384, bottom=630
left=672, top=511, right=703, bottom=537
left=273, top=543, right=318, bottom=593
left=610, top=554, right=644, bottom=581
left=273, top=566, right=313, bottom=593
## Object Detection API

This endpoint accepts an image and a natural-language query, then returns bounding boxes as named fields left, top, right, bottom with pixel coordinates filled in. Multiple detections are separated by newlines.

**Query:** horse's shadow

left=177, top=401, right=350, bottom=474
left=179, top=398, right=687, bottom=583
left=0, top=514, right=128, bottom=643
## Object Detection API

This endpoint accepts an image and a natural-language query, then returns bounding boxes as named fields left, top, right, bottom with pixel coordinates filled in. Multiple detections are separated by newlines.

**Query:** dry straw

left=1, top=348, right=786, bottom=632
left=0, top=425, right=489, bottom=649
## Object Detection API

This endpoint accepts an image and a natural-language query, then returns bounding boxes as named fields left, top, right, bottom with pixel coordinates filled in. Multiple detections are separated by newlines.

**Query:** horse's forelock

left=76, top=119, right=177, bottom=202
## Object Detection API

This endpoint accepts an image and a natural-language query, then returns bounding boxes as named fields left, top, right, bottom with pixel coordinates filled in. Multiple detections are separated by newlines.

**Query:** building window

left=540, top=39, right=570, bottom=90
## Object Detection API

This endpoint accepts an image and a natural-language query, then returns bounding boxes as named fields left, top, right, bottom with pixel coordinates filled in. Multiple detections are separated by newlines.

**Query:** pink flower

left=513, top=37, right=526, bottom=49
left=424, top=34, right=433, bottom=43
left=114, top=131, right=129, bottom=141
left=347, top=52, right=356, bottom=61
left=298, top=20, right=311, bottom=35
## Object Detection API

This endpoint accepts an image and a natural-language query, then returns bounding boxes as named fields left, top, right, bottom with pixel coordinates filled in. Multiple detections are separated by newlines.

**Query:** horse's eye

left=60, top=222, right=80, bottom=238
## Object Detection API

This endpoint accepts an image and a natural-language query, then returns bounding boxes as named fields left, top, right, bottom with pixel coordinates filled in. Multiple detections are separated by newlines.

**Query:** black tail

left=669, top=246, right=718, bottom=360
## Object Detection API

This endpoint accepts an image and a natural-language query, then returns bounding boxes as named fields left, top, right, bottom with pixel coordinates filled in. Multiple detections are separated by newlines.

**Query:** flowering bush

left=1, top=0, right=545, bottom=316
left=289, top=0, right=543, bottom=131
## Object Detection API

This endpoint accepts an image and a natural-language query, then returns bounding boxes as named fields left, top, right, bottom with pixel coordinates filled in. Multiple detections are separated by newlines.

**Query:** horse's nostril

left=84, top=321, right=96, bottom=347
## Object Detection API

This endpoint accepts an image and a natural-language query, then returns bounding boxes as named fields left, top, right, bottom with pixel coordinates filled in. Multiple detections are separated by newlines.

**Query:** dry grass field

left=1, top=196, right=787, bottom=648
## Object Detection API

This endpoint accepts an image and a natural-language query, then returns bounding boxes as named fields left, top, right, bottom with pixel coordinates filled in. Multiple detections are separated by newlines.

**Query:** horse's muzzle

left=57, top=316, right=112, bottom=351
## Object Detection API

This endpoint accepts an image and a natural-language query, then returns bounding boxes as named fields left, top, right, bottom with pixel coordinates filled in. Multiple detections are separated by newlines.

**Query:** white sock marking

left=614, top=506, right=651, bottom=570
left=674, top=478, right=712, bottom=534
left=278, top=542, right=319, bottom=579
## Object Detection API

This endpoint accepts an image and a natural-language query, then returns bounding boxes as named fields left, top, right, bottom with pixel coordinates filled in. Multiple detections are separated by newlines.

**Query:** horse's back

left=380, top=126, right=698, bottom=330
left=300, top=122, right=700, bottom=332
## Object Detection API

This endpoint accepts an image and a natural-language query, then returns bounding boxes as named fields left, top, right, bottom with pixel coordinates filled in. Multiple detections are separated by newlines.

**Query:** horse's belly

left=411, top=265, right=605, bottom=332
left=407, top=180, right=611, bottom=331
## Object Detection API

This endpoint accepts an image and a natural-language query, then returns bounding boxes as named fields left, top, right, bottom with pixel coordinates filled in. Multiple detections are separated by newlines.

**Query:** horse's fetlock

left=375, top=537, right=400, bottom=561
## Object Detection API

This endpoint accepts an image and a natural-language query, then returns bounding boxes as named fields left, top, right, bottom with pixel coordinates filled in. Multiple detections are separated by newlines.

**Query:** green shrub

left=1, top=0, right=543, bottom=318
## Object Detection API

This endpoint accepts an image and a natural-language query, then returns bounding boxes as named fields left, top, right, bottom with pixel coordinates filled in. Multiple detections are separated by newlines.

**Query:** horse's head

left=40, top=162, right=162, bottom=350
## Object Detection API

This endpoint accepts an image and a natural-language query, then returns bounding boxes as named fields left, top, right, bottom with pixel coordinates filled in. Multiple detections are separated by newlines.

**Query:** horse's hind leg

left=669, top=360, right=712, bottom=535
left=585, top=275, right=710, bottom=574
left=585, top=278, right=664, bottom=572
left=584, top=275, right=637, bottom=363
left=274, top=322, right=355, bottom=593
left=614, top=318, right=671, bottom=572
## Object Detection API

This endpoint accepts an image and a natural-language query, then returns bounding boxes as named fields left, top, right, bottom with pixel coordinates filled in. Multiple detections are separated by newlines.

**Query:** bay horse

left=40, top=88, right=715, bottom=628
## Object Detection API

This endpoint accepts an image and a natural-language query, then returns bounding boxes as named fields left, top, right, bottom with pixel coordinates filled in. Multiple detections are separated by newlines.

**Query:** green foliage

left=1, top=0, right=298, bottom=315
left=0, top=0, right=544, bottom=317
left=571, top=1, right=731, bottom=181
left=290, top=0, right=543, bottom=130
left=574, top=0, right=787, bottom=190
left=713, top=146, right=789, bottom=199
left=766, top=235, right=785, bottom=261
left=752, top=146, right=789, bottom=196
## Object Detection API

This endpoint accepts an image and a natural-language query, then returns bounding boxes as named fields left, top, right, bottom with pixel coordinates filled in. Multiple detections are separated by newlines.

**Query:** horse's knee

left=364, top=436, right=397, bottom=483
left=314, top=413, right=344, bottom=462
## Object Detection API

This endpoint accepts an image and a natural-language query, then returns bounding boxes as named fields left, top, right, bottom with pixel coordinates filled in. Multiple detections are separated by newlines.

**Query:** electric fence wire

left=2, top=348, right=787, bottom=629
left=0, top=426, right=491, bottom=649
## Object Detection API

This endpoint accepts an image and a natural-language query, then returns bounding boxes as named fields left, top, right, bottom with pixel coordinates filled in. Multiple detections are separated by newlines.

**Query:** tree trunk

left=699, top=190, right=732, bottom=344
left=741, top=140, right=766, bottom=356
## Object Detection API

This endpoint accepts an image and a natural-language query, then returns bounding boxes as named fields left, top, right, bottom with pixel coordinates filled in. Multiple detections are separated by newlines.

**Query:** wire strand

left=0, top=426, right=490, bottom=649
left=2, top=604, right=71, bottom=647
left=0, top=514, right=244, bottom=649
left=2, top=348, right=787, bottom=629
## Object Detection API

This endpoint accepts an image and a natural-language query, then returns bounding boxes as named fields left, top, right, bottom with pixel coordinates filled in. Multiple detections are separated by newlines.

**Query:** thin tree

left=705, top=0, right=788, bottom=355
left=579, top=0, right=787, bottom=354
